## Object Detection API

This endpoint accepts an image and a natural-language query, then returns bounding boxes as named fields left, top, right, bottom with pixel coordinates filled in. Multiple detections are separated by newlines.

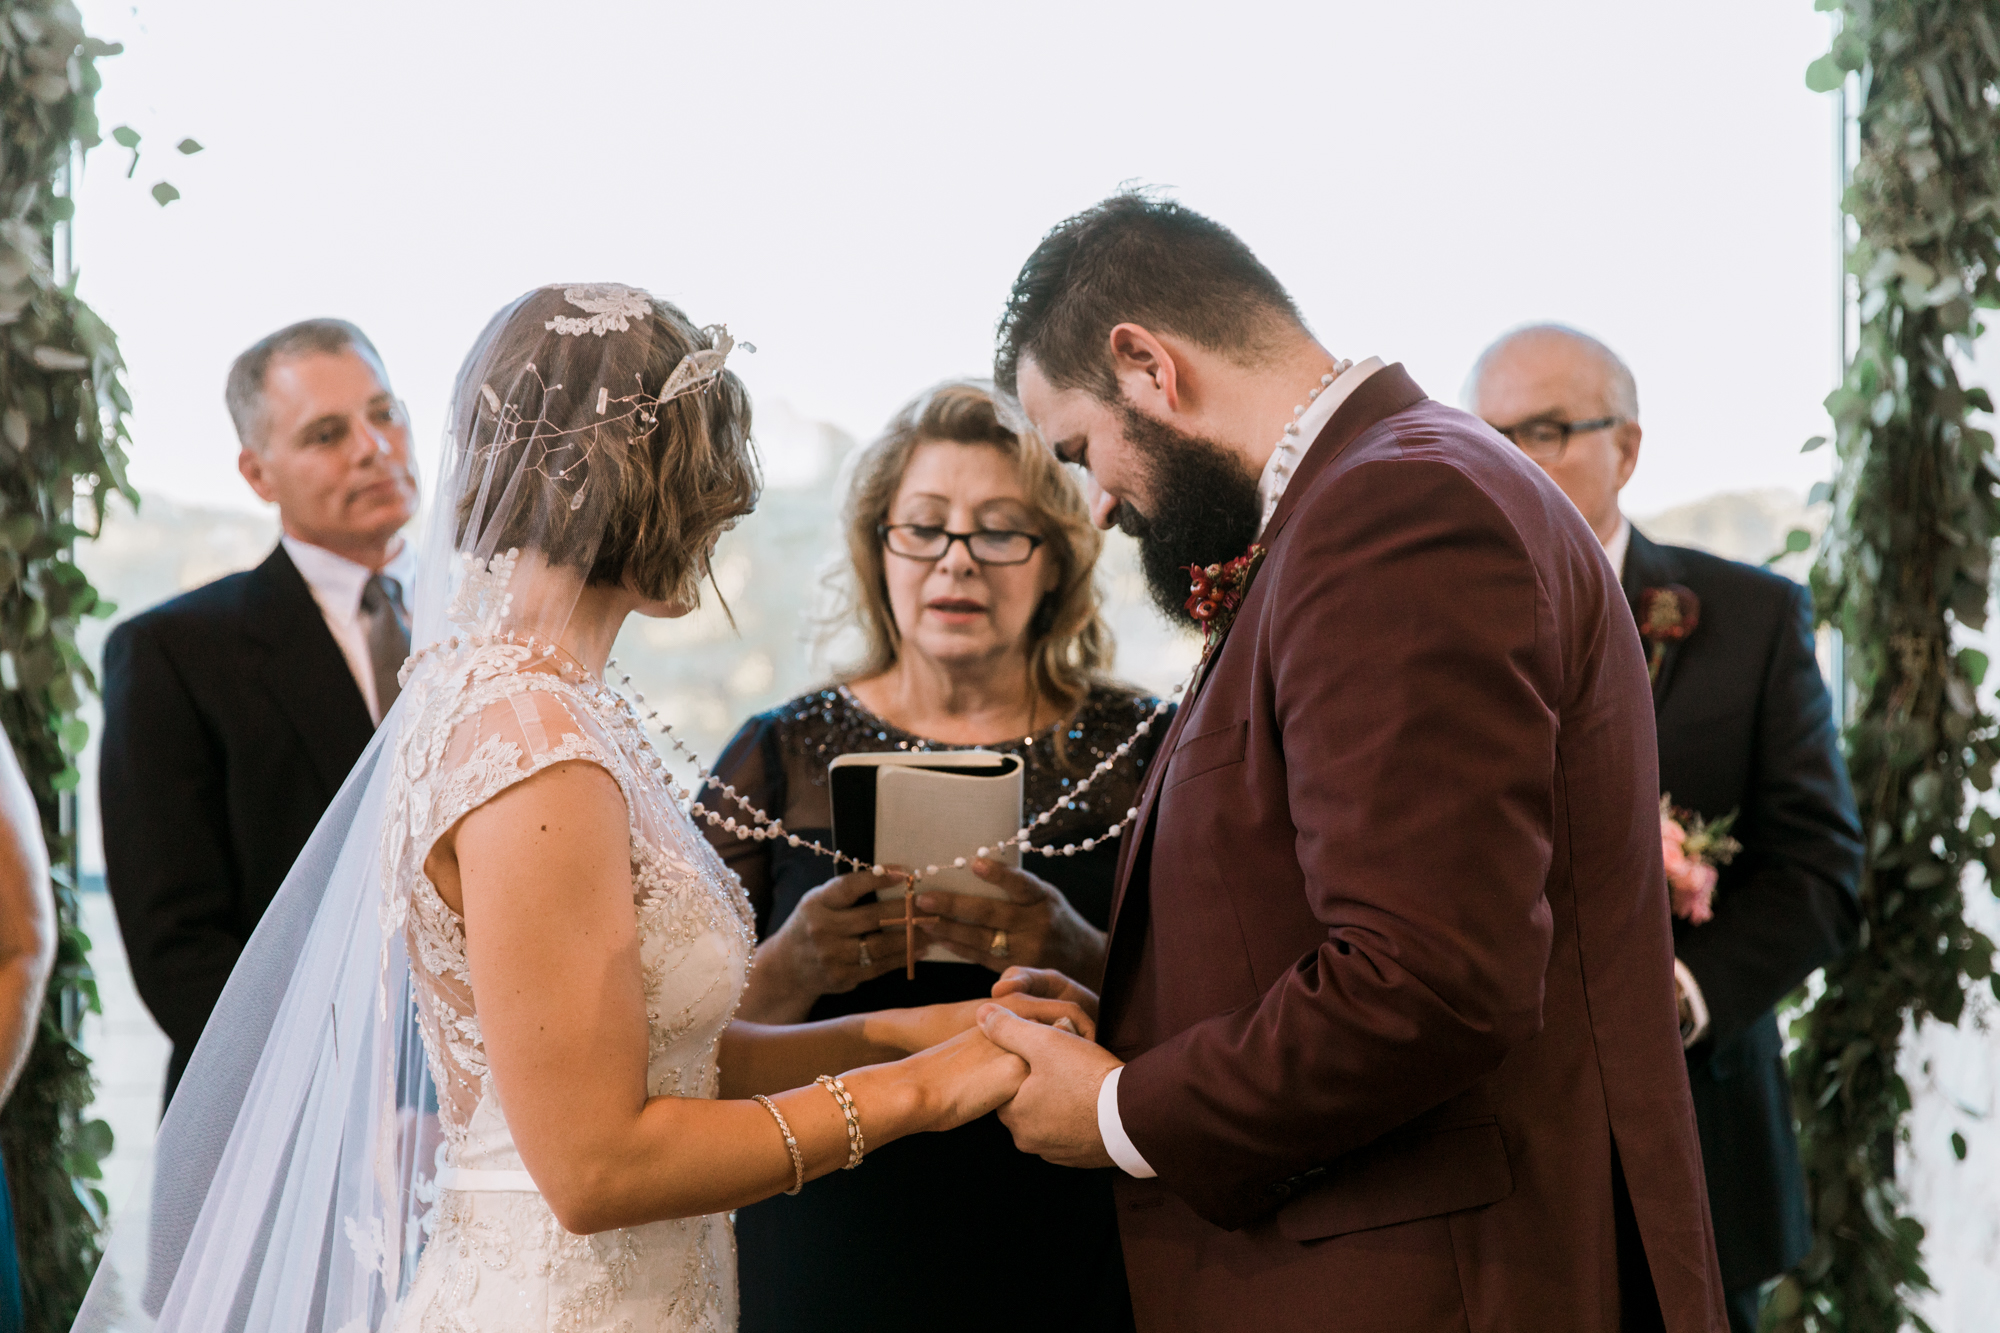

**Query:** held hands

left=913, top=860, right=1106, bottom=978
left=976, top=1002, right=1121, bottom=1169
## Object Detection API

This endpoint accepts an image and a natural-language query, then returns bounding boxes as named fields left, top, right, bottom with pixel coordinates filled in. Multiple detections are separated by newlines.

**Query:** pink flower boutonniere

left=1184, top=544, right=1268, bottom=657
left=1638, top=584, right=1701, bottom=684
left=1660, top=795, right=1740, bottom=925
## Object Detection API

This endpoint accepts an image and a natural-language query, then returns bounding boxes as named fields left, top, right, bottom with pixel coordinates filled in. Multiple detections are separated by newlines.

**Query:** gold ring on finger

left=858, top=936, right=873, bottom=968
left=989, top=929, right=1010, bottom=959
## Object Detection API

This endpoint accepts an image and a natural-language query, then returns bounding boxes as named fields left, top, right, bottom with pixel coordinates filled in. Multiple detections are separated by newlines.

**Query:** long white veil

left=74, top=284, right=755, bottom=1331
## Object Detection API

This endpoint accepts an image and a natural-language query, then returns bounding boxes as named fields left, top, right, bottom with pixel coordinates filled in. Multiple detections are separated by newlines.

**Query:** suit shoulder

left=1654, top=542, right=1803, bottom=613
left=114, top=566, right=267, bottom=644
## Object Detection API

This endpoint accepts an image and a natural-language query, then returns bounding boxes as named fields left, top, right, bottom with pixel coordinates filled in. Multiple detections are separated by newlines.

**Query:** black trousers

left=1726, top=1284, right=1763, bottom=1333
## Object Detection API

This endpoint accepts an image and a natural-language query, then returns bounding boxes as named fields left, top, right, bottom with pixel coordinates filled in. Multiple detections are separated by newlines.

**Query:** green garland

left=0, top=2, right=134, bottom=1325
left=1775, top=2, right=2000, bottom=1329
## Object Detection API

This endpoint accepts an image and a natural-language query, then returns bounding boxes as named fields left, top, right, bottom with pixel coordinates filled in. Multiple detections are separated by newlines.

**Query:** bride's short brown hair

left=827, top=380, right=1113, bottom=713
left=451, top=286, right=760, bottom=608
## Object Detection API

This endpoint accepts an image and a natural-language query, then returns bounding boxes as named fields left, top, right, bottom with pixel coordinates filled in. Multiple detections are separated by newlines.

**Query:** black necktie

left=359, top=573, right=410, bottom=721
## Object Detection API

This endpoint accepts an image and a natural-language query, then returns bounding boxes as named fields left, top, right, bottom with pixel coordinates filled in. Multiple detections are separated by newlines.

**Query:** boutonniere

left=1185, top=544, right=1267, bottom=657
left=1660, top=796, right=1740, bottom=924
left=1637, top=584, right=1700, bottom=683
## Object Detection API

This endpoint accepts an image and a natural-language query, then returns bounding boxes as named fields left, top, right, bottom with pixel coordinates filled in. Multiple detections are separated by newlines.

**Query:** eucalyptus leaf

left=175, top=137, right=201, bottom=155
left=150, top=181, right=179, bottom=207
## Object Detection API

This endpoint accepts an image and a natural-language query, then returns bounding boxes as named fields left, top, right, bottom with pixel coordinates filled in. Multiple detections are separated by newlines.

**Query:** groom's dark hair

left=994, top=192, right=1304, bottom=401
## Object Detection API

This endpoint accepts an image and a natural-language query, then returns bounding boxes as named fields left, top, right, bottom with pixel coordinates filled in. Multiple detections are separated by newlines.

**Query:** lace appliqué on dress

left=377, top=571, right=751, bottom=1331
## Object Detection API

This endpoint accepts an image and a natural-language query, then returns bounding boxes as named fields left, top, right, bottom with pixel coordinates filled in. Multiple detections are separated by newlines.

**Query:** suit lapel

left=243, top=545, right=378, bottom=793
left=1620, top=527, right=1690, bottom=709
left=1102, top=364, right=1431, bottom=955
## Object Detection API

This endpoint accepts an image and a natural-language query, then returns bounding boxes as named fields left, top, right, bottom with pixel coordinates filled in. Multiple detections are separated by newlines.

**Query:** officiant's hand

left=913, top=860, right=1104, bottom=979
left=737, top=870, right=910, bottom=1023
left=870, top=991, right=1097, bottom=1056
left=976, top=1004, right=1120, bottom=1169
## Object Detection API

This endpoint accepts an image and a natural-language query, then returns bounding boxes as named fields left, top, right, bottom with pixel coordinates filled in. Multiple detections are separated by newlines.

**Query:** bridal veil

left=74, top=285, right=754, bottom=1331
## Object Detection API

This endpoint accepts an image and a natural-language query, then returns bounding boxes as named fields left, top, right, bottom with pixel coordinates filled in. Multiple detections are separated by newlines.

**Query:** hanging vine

left=0, top=1, right=136, bottom=1325
left=1773, top=2, right=2000, bottom=1329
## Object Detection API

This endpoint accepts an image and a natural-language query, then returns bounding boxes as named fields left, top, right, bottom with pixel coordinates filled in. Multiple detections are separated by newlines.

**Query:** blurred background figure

left=99, top=319, right=419, bottom=1103
left=705, top=381, right=1163, bottom=1332
left=0, top=734, right=53, bottom=1333
left=1470, top=324, right=1864, bottom=1333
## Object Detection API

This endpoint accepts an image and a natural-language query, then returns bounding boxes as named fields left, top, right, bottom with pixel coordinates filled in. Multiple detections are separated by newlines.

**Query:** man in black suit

left=101, top=319, right=419, bottom=1101
left=1471, top=324, right=1863, bottom=1333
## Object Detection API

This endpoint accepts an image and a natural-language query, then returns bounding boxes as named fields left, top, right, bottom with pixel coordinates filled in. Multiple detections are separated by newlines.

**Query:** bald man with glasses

left=1470, top=324, right=1863, bottom=1333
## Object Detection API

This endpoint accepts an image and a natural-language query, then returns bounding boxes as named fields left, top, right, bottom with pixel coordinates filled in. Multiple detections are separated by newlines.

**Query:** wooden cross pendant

left=880, top=874, right=938, bottom=980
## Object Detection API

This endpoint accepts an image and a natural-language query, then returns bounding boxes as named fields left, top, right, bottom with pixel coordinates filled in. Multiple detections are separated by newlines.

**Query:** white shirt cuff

left=1097, top=1066, right=1156, bottom=1178
left=1674, top=958, right=1710, bottom=1048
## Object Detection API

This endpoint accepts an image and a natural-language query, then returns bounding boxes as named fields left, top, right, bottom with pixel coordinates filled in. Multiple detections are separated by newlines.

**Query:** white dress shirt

left=1097, top=355, right=1388, bottom=1180
left=281, top=535, right=417, bottom=726
left=1601, top=516, right=1710, bottom=1047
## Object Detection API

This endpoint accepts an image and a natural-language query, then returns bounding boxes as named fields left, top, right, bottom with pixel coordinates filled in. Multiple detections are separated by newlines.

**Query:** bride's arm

left=450, top=760, right=1025, bottom=1235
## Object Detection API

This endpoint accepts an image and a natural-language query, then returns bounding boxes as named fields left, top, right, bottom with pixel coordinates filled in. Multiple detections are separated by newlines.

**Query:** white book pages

left=874, top=762, right=1022, bottom=963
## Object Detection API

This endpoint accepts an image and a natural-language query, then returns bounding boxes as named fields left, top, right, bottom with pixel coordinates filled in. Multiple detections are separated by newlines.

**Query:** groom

left=979, top=195, right=1727, bottom=1331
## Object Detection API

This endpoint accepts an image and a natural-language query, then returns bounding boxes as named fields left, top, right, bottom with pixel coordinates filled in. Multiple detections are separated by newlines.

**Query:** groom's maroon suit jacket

left=1099, top=365, right=1727, bottom=1332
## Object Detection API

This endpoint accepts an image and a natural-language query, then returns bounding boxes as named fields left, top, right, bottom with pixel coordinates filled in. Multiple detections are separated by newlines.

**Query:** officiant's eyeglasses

left=879, top=524, right=1046, bottom=566
left=1494, top=415, right=1622, bottom=462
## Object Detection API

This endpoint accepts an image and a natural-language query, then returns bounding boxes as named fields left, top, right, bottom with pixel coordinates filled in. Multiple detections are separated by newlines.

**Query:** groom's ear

left=1107, top=323, right=1182, bottom=415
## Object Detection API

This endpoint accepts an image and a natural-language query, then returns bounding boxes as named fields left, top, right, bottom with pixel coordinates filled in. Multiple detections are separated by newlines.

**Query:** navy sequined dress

left=705, top=683, right=1167, bottom=1333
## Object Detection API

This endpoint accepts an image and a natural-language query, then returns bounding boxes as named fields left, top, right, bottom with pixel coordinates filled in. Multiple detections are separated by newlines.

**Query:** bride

left=76, top=285, right=1084, bottom=1332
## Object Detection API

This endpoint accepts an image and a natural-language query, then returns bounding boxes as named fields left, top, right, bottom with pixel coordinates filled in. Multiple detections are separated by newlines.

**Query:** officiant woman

left=704, top=380, right=1162, bottom=1332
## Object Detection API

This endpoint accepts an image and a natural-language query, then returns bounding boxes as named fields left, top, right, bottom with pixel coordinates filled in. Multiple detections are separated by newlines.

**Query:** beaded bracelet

left=815, top=1075, right=866, bottom=1169
left=753, top=1094, right=805, bottom=1195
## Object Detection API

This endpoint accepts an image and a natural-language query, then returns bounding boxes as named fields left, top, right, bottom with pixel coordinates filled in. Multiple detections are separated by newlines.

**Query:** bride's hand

left=890, top=1027, right=1029, bottom=1133
left=866, top=992, right=1095, bottom=1055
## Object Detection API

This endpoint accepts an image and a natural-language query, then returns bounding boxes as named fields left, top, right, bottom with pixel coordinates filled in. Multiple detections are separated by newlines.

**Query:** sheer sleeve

left=700, top=713, right=785, bottom=937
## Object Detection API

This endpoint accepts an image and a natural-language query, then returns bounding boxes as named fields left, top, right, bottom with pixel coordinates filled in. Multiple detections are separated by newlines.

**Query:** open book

left=829, top=750, right=1024, bottom=964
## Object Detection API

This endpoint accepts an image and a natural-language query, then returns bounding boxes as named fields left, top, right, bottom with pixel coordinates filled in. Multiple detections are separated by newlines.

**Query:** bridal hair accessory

left=473, top=315, right=752, bottom=505
left=544, top=283, right=653, bottom=337
left=753, top=1095, right=807, bottom=1194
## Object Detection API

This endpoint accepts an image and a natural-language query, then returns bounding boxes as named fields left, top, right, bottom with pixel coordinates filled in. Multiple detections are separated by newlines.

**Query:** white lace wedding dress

left=385, top=625, right=756, bottom=1332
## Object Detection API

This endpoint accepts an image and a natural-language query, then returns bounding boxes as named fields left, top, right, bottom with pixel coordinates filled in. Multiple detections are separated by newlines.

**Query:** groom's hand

left=990, top=966, right=1100, bottom=1021
left=976, top=1004, right=1120, bottom=1169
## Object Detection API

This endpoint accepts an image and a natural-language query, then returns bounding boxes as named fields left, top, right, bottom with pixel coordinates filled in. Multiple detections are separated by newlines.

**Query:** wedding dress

left=73, top=284, right=762, bottom=1332
left=387, top=557, right=755, bottom=1330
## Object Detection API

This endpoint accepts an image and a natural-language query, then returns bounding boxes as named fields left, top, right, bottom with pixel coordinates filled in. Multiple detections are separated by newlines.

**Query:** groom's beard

left=1114, top=405, right=1263, bottom=627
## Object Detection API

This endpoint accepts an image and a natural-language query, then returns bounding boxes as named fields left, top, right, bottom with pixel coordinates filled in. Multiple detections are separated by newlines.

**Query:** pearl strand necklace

left=609, top=660, right=1181, bottom=882
left=403, top=368, right=1345, bottom=885
left=1260, top=360, right=1354, bottom=530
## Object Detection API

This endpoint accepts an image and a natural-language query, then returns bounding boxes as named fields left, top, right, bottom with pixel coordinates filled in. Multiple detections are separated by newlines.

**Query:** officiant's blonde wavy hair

left=826, top=380, right=1113, bottom=712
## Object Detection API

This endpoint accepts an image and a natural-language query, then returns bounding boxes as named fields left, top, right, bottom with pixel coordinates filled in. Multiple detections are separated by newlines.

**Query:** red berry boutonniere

left=1185, top=544, right=1268, bottom=657
left=1637, top=584, right=1700, bottom=684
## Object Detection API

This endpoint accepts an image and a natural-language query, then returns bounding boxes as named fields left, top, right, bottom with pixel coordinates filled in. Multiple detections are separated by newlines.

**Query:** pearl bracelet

left=815, top=1075, right=865, bottom=1169
left=753, top=1094, right=805, bottom=1195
